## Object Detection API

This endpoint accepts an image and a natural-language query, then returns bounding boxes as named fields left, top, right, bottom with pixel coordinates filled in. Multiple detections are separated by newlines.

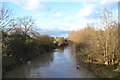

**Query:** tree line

left=69, top=8, right=120, bottom=77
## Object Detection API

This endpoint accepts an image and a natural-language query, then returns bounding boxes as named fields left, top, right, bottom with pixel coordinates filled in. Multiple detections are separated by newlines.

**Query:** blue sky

left=3, top=0, right=118, bottom=37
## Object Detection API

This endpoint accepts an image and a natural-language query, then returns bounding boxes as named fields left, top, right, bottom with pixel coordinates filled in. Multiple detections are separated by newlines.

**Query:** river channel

left=5, top=46, right=97, bottom=78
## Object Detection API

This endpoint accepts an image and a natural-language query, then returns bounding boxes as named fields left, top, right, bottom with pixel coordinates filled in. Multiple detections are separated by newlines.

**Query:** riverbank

left=76, top=56, right=120, bottom=78
left=70, top=44, right=120, bottom=78
left=69, top=25, right=120, bottom=78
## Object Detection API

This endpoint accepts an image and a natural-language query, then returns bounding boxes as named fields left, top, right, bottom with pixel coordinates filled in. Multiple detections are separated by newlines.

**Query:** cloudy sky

left=3, top=0, right=119, bottom=37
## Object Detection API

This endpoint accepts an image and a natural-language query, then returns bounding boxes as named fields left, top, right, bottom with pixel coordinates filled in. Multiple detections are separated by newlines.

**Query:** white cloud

left=76, top=4, right=96, bottom=18
left=63, top=17, right=73, bottom=21
left=24, top=0, right=40, bottom=10
left=33, top=12, right=46, bottom=18
left=53, top=12, right=62, bottom=18
left=100, top=0, right=119, bottom=5
left=37, top=12, right=46, bottom=17
left=9, top=0, right=41, bottom=11
left=3, top=0, right=119, bottom=3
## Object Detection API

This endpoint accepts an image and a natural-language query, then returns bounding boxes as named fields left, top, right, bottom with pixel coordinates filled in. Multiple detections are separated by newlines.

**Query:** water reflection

left=5, top=46, right=96, bottom=78
left=5, top=52, right=54, bottom=78
left=55, top=47, right=64, bottom=53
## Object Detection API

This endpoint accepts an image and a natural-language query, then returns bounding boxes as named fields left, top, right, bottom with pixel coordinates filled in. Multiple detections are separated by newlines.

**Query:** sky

left=2, top=0, right=119, bottom=37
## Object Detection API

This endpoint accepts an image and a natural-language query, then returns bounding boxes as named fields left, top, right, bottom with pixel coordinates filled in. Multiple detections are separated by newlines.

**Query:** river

left=5, top=46, right=97, bottom=78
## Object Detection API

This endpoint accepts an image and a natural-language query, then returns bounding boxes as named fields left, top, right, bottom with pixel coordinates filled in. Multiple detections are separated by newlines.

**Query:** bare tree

left=69, top=8, right=118, bottom=66
left=17, top=16, right=36, bottom=35
left=98, top=8, right=118, bottom=65
left=0, top=3, right=13, bottom=29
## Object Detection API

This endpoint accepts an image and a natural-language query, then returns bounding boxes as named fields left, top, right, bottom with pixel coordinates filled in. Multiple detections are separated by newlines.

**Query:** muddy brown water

left=5, top=46, right=97, bottom=78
